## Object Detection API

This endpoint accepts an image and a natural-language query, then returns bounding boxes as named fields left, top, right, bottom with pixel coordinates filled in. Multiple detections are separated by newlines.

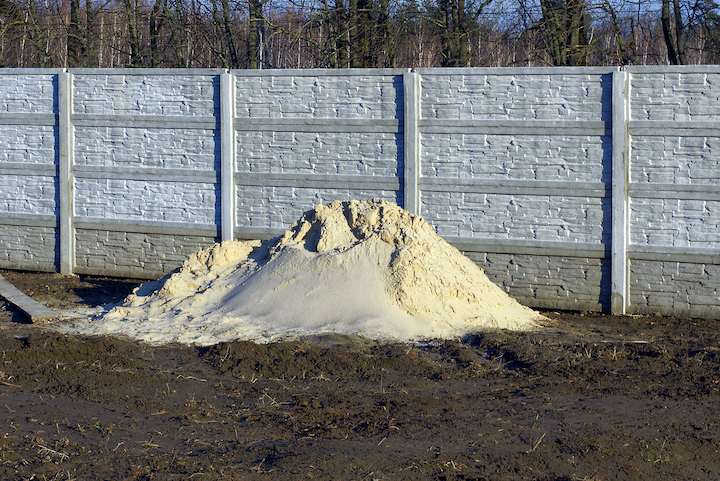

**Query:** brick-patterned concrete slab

left=0, top=273, right=56, bottom=323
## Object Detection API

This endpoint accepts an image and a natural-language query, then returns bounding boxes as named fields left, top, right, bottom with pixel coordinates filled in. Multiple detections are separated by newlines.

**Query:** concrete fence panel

left=232, top=69, right=406, bottom=240
left=0, top=70, right=60, bottom=272
left=416, top=67, right=616, bottom=311
left=69, top=69, right=224, bottom=278
left=625, top=66, right=720, bottom=319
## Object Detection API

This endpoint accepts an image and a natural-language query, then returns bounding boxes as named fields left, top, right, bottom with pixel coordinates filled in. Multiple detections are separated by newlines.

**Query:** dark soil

left=0, top=269, right=719, bottom=480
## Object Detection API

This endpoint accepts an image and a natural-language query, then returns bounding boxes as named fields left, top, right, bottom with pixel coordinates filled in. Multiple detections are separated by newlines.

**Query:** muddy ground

left=0, top=269, right=718, bottom=480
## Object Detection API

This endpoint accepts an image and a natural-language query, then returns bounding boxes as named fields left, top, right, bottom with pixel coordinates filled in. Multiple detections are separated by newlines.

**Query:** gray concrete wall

left=0, top=66, right=719, bottom=319
left=416, top=67, right=614, bottom=311
left=69, top=70, right=223, bottom=277
left=625, top=66, right=720, bottom=319
left=0, top=70, right=60, bottom=271
left=232, top=70, right=405, bottom=239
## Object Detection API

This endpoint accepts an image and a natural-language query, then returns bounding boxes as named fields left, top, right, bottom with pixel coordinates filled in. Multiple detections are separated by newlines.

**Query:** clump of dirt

left=200, top=338, right=447, bottom=381
left=62, top=199, right=543, bottom=345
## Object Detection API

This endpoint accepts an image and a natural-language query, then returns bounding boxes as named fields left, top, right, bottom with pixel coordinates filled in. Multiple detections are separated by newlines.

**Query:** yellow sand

left=64, top=199, right=543, bottom=345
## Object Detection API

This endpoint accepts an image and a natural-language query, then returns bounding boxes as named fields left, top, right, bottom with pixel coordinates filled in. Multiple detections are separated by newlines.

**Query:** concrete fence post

left=221, top=71, right=237, bottom=242
left=58, top=70, right=74, bottom=275
left=403, top=70, right=421, bottom=215
left=611, top=70, right=631, bottom=315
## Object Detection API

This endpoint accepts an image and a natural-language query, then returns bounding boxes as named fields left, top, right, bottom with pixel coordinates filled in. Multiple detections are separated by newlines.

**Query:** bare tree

left=149, top=0, right=166, bottom=67
left=429, top=0, right=473, bottom=66
left=248, top=0, right=265, bottom=67
left=537, top=0, right=589, bottom=65
left=123, top=0, right=142, bottom=66
left=662, top=0, right=685, bottom=63
left=67, top=0, right=81, bottom=66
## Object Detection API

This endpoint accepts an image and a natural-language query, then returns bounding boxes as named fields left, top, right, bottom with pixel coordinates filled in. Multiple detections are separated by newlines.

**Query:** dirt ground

left=0, top=269, right=718, bottom=480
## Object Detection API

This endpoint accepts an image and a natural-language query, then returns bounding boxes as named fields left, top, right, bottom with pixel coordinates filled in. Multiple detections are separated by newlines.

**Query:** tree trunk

left=438, top=0, right=471, bottom=67
left=662, top=0, right=679, bottom=64
left=566, top=0, right=587, bottom=65
left=150, top=0, right=165, bottom=68
left=336, top=0, right=349, bottom=67
left=673, top=0, right=686, bottom=64
left=220, top=0, right=238, bottom=68
left=68, top=0, right=82, bottom=67
left=378, top=0, right=394, bottom=67
left=539, top=0, right=564, bottom=65
left=248, top=0, right=263, bottom=68
left=124, top=0, right=142, bottom=67
left=351, top=0, right=372, bottom=67
left=83, top=0, right=95, bottom=67
left=347, top=0, right=374, bottom=67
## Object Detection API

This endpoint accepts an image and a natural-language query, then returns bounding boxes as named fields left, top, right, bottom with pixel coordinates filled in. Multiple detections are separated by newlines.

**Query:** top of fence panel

left=415, top=67, right=620, bottom=76
left=69, top=68, right=227, bottom=76
left=0, top=68, right=64, bottom=75
left=231, top=68, right=410, bottom=77
left=626, top=65, right=720, bottom=74
left=9, top=66, right=720, bottom=77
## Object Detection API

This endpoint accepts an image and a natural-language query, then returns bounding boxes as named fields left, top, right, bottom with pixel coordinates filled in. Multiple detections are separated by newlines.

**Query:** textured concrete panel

left=235, top=74, right=403, bottom=119
left=631, top=136, right=720, bottom=185
left=74, top=178, right=219, bottom=225
left=0, top=225, right=57, bottom=271
left=462, top=251, right=610, bottom=311
left=0, top=74, right=57, bottom=113
left=236, top=186, right=402, bottom=229
left=630, top=259, right=720, bottom=318
left=0, top=125, right=58, bottom=165
left=236, top=131, right=402, bottom=175
left=421, top=73, right=613, bottom=121
left=421, top=134, right=610, bottom=182
left=0, top=175, right=57, bottom=216
left=75, top=127, right=219, bottom=170
left=75, top=229, right=217, bottom=278
left=421, top=191, right=611, bottom=244
left=631, top=73, right=720, bottom=121
left=630, top=198, right=720, bottom=247
left=73, top=74, right=219, bottom=116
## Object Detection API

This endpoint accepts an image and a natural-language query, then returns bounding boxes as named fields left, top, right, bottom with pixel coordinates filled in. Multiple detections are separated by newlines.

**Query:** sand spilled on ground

left=62, top=199, right=544, bottom=345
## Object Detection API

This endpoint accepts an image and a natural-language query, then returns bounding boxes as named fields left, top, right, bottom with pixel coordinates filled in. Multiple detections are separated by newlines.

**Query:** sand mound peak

left=277, top=199, right=430, bottom=254
left=63, top=199, right=543, bottom=345
left=276, top=200, right=526, bottom=319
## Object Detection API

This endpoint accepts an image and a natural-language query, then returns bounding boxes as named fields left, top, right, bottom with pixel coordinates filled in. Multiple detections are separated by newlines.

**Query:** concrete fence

left=1, top=66, right=719, bottom=319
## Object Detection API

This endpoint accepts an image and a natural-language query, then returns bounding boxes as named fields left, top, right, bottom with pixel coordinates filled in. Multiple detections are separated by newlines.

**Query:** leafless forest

left=0, top=0, right=719, bottom=69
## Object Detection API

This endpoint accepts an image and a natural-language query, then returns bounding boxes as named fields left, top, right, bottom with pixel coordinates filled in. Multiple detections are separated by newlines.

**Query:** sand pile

left=64, top=199, right=543, bottom=345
